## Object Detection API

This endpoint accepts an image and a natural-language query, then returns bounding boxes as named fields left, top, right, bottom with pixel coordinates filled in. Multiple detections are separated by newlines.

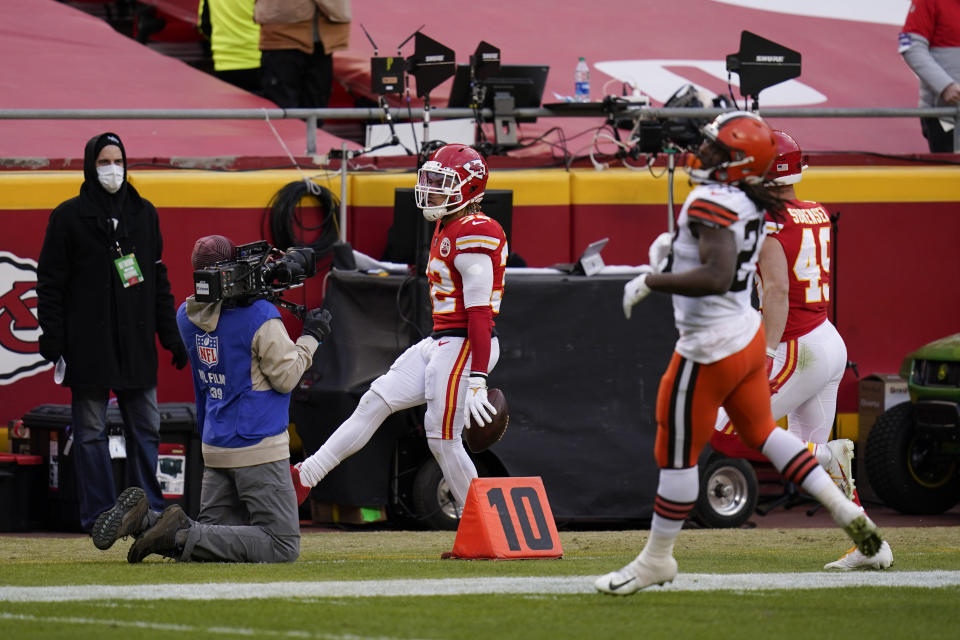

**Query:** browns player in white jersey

left=715, top=130, right=892, bottom=570
left=294, top=144, right=507, bottom=512
left=596, top=112, right=883, bottom=596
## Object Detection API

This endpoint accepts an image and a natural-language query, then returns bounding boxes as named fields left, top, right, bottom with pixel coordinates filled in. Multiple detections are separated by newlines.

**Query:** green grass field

left=1, top=526, right=958, bottom=639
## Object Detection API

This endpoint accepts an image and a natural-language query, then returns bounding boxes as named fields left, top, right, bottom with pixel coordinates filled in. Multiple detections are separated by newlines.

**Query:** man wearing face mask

left=36, top=132, right=188, bottom=544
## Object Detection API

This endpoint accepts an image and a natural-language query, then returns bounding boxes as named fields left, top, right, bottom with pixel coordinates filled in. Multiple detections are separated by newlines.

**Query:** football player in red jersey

left=596, top=113, right=883, bottom=596
left=294, top=144, right=507, bottom=513
left=716, top=130, right=892, bottom=570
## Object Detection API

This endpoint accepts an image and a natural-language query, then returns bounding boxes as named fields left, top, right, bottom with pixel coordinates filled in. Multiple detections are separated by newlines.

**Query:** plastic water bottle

left=574, top=57, right=590, bottom=103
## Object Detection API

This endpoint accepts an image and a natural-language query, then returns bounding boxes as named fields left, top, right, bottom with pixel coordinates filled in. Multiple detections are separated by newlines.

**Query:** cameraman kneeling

left=97, top=234, right=331, bottom=563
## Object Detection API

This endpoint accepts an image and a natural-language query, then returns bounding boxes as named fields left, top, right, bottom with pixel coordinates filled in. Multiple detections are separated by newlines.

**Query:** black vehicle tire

left=694, top=455, right=758, bottom=528
left=865, top=402, right=960, bottom=514
left=411, top=458, right=461, bottom=531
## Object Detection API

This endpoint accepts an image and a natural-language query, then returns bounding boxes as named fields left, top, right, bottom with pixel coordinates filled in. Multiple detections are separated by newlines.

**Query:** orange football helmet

left=687, top=111, right=777, bottom=185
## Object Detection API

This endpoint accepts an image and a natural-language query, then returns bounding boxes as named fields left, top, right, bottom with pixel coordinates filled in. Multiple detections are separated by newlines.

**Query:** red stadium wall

left=2, top=166, right=959, bottom=438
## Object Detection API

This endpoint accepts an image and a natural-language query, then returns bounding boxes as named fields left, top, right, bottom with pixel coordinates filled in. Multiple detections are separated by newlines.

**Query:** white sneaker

left=825, top=540, right=893, bottom=570
left=826, top=438, right=856, bottom=500
left=595, top=554, right=678, bottom=596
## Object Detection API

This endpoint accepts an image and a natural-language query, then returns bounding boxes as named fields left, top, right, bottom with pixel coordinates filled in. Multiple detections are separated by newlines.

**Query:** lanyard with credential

left=111, top=221, right=144, bottom=288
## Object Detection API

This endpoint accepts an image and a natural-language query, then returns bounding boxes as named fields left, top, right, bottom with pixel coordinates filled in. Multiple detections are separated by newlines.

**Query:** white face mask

left=97, top=164, right=124, bottom=194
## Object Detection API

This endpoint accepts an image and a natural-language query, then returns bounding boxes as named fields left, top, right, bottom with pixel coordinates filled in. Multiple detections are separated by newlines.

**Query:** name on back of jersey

left=786, top=205, right=829, bottom=225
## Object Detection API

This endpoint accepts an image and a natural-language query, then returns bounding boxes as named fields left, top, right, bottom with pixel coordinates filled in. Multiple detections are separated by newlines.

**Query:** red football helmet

left=415, top=144, right=488, bottom=221
left=766, top=130, right=808, bottom=185
left=687, top=111, right=777, bottom=185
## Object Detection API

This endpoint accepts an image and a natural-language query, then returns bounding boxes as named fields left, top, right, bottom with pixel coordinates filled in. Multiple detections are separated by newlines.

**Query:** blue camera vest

left=177, top=299, right=290, bottom=448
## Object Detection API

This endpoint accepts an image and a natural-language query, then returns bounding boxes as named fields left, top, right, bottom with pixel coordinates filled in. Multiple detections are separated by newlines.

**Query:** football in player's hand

left=465, top=388, right=509, bottom=453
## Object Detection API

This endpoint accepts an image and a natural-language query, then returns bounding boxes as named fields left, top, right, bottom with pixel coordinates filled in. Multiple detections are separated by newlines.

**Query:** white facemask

left=97, top=164, right=124, bottom=194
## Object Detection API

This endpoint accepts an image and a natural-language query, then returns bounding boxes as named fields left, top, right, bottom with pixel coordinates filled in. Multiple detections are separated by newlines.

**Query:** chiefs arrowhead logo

left=196, top=334, right=219, bottom=367
left=0, top=251, right=49, bottom=385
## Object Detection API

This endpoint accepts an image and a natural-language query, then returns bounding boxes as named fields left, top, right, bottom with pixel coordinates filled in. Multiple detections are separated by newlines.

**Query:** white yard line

left=0, top=613, right=420, bottom=640
left=1, top=571, right=959, bottom=602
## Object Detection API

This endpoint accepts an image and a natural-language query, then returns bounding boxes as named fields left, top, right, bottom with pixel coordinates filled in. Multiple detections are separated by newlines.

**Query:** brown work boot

left=127, top=504, right=191, bottom=563
left=91, top=486, right=148, bottom=550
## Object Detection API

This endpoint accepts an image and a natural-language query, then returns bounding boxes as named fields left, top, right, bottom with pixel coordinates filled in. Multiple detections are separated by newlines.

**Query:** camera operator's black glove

left=302, top=308, right=332, bottom=343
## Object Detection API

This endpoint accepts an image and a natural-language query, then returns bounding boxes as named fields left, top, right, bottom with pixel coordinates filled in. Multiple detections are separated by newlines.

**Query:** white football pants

left=715, top=319, right=847, bottom=444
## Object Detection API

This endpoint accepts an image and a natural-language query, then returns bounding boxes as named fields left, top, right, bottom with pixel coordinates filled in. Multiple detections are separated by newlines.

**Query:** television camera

left=591, top=31, right=802, bottom=233
left=192, top=241, right=317, bottom=317
left=629, top=84, right=726, bottom=155
left=607, top=31, right=800, bottom=159
left=597, top=85, right=732, bottom=233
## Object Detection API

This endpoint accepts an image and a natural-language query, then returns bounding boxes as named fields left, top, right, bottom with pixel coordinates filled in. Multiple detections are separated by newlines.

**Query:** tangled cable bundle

left=264, top=179, right=340, bottom=255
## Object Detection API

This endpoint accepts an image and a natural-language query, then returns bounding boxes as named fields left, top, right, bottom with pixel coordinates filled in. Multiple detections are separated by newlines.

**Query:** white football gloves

left=648, top=231, right=673, bottom=273
left=296, top=457, right=321, bottom=487
left=622, top=265, right=654, bottom=319
left=464, top=374, right=497, bottom=427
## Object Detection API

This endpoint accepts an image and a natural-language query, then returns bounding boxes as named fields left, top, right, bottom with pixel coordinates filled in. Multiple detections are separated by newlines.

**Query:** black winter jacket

left=36, top=133, right=184, bottom=389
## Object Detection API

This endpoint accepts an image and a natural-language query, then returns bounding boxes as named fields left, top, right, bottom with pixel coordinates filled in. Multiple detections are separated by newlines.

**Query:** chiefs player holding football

left=596, top=112, right=883, bottom=595
left=294, top=144, right=507, bottom=512
left=715, top=130, right=892, bottom=570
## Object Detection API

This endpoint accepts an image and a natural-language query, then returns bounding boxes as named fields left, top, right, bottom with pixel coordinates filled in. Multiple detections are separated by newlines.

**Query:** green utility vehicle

left=865, top=333, right=960, bottom=514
